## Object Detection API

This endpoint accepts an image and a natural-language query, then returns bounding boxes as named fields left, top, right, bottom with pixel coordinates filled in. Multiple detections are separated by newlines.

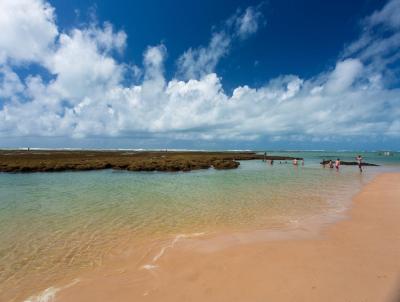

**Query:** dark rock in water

left=320, top=160, right=379, bottom=166
left=212, top=160, right=240, bottom=170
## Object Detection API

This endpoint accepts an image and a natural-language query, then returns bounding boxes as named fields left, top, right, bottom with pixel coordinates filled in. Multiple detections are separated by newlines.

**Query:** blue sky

left=51, top=0, right=383, bottom=90
left=0, top=0, right=399, bottom=150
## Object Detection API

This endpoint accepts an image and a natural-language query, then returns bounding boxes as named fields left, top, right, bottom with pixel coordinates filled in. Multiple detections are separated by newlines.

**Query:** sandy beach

left=47, top=173, right=400, bottom=302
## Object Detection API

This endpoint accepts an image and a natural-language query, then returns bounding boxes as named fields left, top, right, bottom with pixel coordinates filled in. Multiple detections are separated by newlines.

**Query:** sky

left=0, top=0, right=399, bottom=150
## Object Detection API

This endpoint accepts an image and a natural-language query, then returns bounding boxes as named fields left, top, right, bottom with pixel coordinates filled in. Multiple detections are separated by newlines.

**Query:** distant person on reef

left=335, top=158, right=341, bottom=171
left=301, top=159, right=304, bottom=166
left=329, top=160, right=334, bottom=169
left=293, top=158, right=298, bottom=166
left=322, top=159, right=326, bottom=168
left=264, top=152, right=267, bottom=162
left=356, top=155, right=363, bottom=172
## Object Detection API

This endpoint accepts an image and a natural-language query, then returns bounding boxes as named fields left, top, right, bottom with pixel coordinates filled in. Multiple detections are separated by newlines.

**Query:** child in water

left=335, top=158, right=341, bottom=171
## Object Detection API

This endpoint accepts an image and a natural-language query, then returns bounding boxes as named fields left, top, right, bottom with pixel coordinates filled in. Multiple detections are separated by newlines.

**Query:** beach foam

left=139, top=233, right=207, bottom=271
left=141, top=264, right=159, bottom=270
left=24, top=279, right=79, bottom=302
left=152, top=232, right=205, bottom=263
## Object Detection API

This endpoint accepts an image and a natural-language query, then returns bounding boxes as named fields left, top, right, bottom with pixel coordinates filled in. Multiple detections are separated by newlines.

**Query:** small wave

left=139, top=232, right=205, bottom=270
left=141, top=264, right=158, bottom=270
left=152, top=232, right=205, bottom=262
left=24, top=279, right=79, bottom=302
left=24, top=287, right=59, bottom=302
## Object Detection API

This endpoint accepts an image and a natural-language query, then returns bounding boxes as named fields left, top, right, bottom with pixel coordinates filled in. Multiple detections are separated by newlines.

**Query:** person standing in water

left=356, top=155, right=363, bottom=172
left=329, top=160, right=334, bottom=169
left=335, top=158, right=341, bottom=171
left=293, top=158, right=298, bottom=166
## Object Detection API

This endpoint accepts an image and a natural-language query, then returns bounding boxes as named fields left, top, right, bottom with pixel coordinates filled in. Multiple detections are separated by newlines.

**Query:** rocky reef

left=0, top=150, right=301, bottom=173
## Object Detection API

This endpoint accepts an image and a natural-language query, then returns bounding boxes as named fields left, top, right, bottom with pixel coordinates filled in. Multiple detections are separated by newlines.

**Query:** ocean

left=0, top=151, right=399, bottom=301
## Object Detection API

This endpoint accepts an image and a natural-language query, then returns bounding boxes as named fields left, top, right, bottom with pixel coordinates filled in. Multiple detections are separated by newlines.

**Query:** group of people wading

left=263, top=152, right=364, bottom=173
left=322, top=155, right=364, bottom=172
left=323, top=158, right=342, bottom=171
left=263, top=153, right=305, bottom=166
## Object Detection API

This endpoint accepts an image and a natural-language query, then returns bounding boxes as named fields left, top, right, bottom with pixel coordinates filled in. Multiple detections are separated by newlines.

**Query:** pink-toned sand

left=50, top=173, right=400, bottom=302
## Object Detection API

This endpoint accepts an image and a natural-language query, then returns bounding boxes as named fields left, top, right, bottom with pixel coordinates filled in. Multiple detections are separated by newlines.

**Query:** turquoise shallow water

left=0, top=151, right=399, bottom=301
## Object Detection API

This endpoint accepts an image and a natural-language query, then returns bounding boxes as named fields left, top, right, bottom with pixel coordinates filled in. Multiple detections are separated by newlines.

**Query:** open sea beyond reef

left=0, top=151, right=399, bottom=301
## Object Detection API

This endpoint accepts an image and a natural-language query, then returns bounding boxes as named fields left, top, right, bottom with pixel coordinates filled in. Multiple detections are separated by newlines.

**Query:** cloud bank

left=0, top=0, right=399, bottom=147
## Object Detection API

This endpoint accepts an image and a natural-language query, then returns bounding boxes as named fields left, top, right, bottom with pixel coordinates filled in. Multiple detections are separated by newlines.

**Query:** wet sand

left=50, top=173, right=400, bottom=302
left=0, top=150, right=300, bottom=172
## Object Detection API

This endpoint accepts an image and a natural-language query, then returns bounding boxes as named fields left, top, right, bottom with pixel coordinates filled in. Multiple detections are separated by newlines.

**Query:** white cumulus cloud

left=0, top=0, right=58, bottom=64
